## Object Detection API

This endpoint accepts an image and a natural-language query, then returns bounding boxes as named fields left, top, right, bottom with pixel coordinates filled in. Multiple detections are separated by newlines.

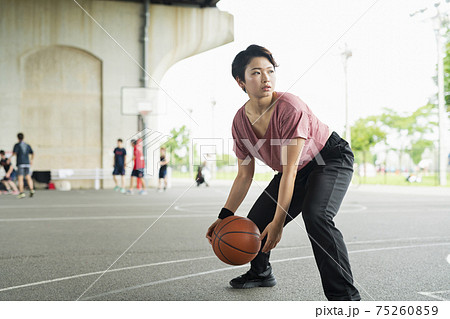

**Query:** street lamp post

left=411, top=1, right=449, bottom=186
left=210, top=98, right=217, bottom=179
left=187, top=108, right=194, bottom=180
left=434, top=12, right=448, bottom=186
left=341, top=44, right=352, bottom=148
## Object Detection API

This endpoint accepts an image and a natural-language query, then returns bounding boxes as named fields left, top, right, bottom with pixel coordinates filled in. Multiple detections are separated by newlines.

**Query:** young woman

left=206, top=45, right=361, bottom=301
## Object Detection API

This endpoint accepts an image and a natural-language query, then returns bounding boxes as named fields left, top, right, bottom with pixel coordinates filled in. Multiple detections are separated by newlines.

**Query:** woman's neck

left=246, top=92, right=277, bottom=116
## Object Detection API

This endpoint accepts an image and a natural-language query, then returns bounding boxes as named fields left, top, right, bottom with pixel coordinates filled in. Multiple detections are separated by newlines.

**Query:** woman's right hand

left=205, top=219, right=222, bottom=245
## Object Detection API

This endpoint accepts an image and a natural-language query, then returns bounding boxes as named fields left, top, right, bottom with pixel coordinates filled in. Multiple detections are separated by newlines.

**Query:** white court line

left=0, top=256, right=213, bottom=293
left=0, top=201, right=225, bottom=210
left=81, top=242, right=450, bottom=300
left=173, top=203, right=367, bottom=213
left=417, top=290, right=450, bottom=301
left=174, top=203, right=222, bottom=212
left=338, top=204, right=367, bottom=213
left=0, top=203, right=174, bottom=210
left=0, top=204, right=369, bottom=222
left=1, top=241, right=448, bottom=297
left=275, top=236, right=450, bottom=252
left=0, top=214, right=217, bottom=222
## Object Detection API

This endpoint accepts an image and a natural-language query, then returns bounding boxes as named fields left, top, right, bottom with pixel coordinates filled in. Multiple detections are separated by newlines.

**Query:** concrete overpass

left=0, top=0, right=233, bottom=188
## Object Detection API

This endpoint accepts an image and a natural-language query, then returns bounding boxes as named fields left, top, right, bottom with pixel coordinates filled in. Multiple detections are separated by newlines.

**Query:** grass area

left=172, top=169, right=450, bottom=187
left=354, top=173, right=450, bottom=187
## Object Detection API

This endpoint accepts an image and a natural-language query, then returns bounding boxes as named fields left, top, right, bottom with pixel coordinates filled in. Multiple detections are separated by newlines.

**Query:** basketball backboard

left=121, top=87, right=165, bottom=116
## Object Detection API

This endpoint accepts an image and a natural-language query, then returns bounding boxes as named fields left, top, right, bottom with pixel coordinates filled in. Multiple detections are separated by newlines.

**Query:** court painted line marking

left=1, top=240, right=449, bottom=295
left=417, top=290, right=450, bottom=301
left=338, top=204, right=367, bottom=213
left=173, top=203, right=367, bottom=213
left=0, top=242, right=450, bottom=298
left=0, top=203, right=369, bottom=222
left=0, top=203, right=174, bottom=210
left=447, top=254, right=450, bottom=264
left=82, top=242, right=450, bottom=300
left=0, top=201, right=224, bottom=210
left=0, top=214, right=217, bottom=222
left=0, top=256, right=214, bottom=293
left=174, top=203, right=225, bottom=212
left=276, top=236, right=450, bottom=252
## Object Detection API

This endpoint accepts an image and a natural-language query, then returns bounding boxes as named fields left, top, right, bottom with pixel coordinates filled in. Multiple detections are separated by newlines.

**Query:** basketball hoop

left=139, top=111, right=151, bottom=117
left=138, top=101, right=152, bottom=117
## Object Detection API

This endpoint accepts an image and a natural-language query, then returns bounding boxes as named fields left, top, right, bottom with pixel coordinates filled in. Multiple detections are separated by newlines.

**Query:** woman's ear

left=236, top=77, right=246, bottom=92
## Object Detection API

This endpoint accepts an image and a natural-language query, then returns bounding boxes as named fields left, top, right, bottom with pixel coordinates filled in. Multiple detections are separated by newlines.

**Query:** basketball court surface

left=0, top=181, right=449, bottom=301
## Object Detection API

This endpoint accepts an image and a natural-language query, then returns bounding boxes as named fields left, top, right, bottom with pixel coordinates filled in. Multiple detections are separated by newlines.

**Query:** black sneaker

left=30, top=190, right=35, bottom=198
left=230, top=266, right=277, bottom=289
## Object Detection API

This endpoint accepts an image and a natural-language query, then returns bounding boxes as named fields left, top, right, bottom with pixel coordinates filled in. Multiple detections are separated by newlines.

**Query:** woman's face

left=239, top=56, right=276, bottom=98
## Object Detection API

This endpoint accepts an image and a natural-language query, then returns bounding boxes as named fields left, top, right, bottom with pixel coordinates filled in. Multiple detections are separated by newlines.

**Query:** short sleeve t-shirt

left=113, top=147, right=127, bottom=167
left=232, top=92, right=329, bottom=172
left=13, top=142, right=33, bottom=167
left=1, top=158, right=12, bottom=173
left=133, top=144, right=145, bottom=170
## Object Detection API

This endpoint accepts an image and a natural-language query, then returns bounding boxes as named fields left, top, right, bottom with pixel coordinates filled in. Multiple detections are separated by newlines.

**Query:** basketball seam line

left=220, top=231, right=260, bottom=237
left=215, top=216, right=245, bottom=235
left=216, top=235, right=260, bottom=255
left=217, top=239, right=236, bottom=265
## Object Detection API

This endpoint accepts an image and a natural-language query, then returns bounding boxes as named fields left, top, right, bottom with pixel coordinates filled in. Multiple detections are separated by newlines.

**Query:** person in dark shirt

left=11, top=133, right=35, bottom=199
left=112, top=139, right=127, bottom=193
left=0, top=150, right=19, bottom=194
left=157, top=147, right=169, bottom=192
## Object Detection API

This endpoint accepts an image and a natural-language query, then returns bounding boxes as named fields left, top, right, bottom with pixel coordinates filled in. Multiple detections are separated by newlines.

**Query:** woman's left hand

left=260, top=221, right=284, bottom=253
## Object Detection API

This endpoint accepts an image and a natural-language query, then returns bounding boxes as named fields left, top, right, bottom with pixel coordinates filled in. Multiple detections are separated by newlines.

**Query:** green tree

left=378, top=104, right=436, bottom=170
left=216, top=153, right=237, bottom=169
left=443, top=28, right=450, bottom=112
left=162, top=125, right=191, bottom=167
left=351, top=115, right=386, bottom=177
left=409, top=139, right=434, bottom=165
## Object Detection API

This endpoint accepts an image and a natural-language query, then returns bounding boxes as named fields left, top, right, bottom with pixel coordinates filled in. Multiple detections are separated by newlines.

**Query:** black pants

left=247, top=132, right=361, bottom=301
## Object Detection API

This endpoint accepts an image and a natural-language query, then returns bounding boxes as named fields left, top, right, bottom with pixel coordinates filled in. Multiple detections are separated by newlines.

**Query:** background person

left=10, top=133, right=35, bottom=199
left=112, top=139, right=127, bottom=193
left=157, top=147, right=169, bottom=192
left=127, top=139, right=146, bottom=195
left=0, top=150, right=19, bottom=194
left=195, top=161, right=209, bottom=187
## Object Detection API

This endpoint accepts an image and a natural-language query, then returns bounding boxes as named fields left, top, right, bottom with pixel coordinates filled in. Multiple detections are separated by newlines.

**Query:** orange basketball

left=212, top=216, right=261, bottom=265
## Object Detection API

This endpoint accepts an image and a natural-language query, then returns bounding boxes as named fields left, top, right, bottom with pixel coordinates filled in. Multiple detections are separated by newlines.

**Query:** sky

left=156, top=0, right=447, bottom=151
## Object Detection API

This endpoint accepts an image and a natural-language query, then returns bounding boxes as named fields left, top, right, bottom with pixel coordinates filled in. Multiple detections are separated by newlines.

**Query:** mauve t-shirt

left=232, top=92, right=330, bottom=172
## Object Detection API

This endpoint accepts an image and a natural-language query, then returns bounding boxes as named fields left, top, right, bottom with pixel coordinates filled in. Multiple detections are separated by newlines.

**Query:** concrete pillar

left=143, top=4, right=234, bottom=187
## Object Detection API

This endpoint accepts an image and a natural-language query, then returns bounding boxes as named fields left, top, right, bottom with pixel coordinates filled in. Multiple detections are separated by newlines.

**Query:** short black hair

left=0, top=150, right=5, bottom=155
left=231, top=45, right=279, bottom=93
left=131, top=139, right=137, bottom=146
left=17, top=133, right=24, bottom=141
left=117, top=139, right=123, bottom=143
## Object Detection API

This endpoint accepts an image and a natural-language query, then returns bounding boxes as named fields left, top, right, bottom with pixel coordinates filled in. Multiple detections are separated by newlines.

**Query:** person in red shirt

left=127, top=139, right=146, bottom=195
